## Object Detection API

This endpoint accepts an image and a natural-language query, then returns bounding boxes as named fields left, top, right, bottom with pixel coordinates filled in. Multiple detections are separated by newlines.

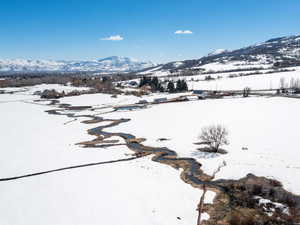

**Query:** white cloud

left=101, top=35, right=124, bottom=41
left=175, top=30, right=193, bottom=34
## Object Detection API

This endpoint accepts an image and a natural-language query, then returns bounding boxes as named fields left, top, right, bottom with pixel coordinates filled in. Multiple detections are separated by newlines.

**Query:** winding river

left=1, top=99, right=299, bottom=224
left=46, top=103, right=225, bottom=194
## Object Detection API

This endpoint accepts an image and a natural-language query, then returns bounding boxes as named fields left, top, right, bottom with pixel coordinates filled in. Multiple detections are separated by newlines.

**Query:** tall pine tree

left=167, top=81, right=175, bottom=93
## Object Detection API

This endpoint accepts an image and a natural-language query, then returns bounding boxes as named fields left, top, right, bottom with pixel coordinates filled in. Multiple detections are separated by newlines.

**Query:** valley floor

left=0, top=81, right=299, bottom=224
left=0, top=89, right=209, bottom=225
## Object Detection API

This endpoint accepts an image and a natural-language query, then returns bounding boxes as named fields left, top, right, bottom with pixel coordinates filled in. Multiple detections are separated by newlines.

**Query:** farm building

left=193, top=90, right=207, bottom=99
left=154, top=98, right=167, bottom=103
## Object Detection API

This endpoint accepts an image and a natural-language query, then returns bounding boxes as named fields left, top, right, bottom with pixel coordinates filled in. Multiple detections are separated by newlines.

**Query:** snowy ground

left=136, top=65, right=300, bottom=91
left=0, top=91, right=211, bottom=225
left=141, top=60, right=273, bottom=77
left=193, top=61, right=272, bottom=72
left=0, top=84, right=91, bottom=103
left=105, top=97, right=300, bottom=194
left=188, top=68, right=300, bottom=90
left=1, top=80, right=299, bottom=225
left=0, top=83, right=90, bottom=95
left=59, top=92, right=186, bottom=107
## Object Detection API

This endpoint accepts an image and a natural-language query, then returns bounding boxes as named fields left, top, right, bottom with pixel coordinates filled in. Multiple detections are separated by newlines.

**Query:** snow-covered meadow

left=0, top=74, right=300, bottom=225
left=0, top=88, right=211, bottom=225
left=106, top=97, right=300, bottom=194
left=193, top=60, right=272, bottom=72
left=139, top=64, right=300, bottom=92
left=188, top=68, right=300, bottom=90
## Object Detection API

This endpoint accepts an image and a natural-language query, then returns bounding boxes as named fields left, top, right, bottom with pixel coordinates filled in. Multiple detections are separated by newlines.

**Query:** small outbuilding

left=154, top=97, right=167, bottom=103
left=129, top=81, right=138, bottom=86
left=193, top=90, right=207, bottom=99
left=137, top=100, right=148, bottom=104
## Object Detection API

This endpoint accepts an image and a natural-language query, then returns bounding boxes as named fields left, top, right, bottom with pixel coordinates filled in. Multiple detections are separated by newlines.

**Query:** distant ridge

left=0, top=56, right=156, bottom=73
left=141, top=35, right=300, bottom=75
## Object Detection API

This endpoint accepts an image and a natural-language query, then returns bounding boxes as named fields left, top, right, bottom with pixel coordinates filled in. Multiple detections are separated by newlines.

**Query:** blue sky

left=1, top=0, right=300, bottom=63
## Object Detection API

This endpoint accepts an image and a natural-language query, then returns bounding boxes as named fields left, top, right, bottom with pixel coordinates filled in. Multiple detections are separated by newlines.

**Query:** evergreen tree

left=152, top=77, right=159, bottom=89
left=181, top=80, right=188, bottom=91
left=139, top=76, right=166, bottom=92
left=158, top=83, right=165, bottom=92
left=176, top=79, right=182, bottom=92
left=139, top=76, right=151, bottom=87
left=139, top=76, right=146, bottom=87
left=175, top=79, right=188, bottom=92
left=167, top=81, right=175, bottom=93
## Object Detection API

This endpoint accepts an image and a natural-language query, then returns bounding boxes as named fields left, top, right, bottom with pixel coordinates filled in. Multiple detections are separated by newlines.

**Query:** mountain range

left=1, top=35, right=300, bottom=75
left=0, top=56, right=155, bottom=73
left=141, top=35, right=300, bottom=75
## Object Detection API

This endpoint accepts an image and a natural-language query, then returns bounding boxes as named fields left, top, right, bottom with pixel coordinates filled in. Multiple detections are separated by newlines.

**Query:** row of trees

left=0, top=75, right=122, bottom=96
left=0, top=75, right=70, bottom=88
left=166, top=79, right=188, bottom=93
left=139, top=76, right=188, bottom=93
left=279, top=77, right=300, bottom=89
left=139, top=76, right=164, bottom=92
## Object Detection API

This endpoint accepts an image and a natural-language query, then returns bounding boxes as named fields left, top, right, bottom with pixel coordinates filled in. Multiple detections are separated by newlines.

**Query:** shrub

left=198, top=125, right=229, bottom=152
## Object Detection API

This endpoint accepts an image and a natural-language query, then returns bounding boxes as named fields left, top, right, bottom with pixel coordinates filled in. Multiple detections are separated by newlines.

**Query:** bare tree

left=295, top=78, right=300, bottom=89
left=279, top=77, right=287, bottom=89
left=289, top=78, right=300, bottom=89
left=290, top=78, right=295, bottom=89
left=198, top=125, right=229, bottom=152
left=243, top=87, right=251, bottom=97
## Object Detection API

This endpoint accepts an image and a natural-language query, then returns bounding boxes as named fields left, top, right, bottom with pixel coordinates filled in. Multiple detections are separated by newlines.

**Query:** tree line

left=139, top=76, right=188, bottom=93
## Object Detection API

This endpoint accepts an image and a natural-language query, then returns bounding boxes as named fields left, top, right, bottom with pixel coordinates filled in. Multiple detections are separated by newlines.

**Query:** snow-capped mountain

left=0, top=56, right=155, bottom=73
left=141, top=35, right=300, bottom=75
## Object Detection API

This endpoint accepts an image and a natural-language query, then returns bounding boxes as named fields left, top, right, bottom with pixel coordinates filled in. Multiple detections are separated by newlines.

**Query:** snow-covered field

left=0, top=90, right=210, bottom=225
left=0, top=84, right=91, bottom=104
left=193, top=61, right=271, bottom=72
left=106, top=97, right=300, bottom=194
left=1, top=77, right=300, bottom=225
left=188, top=68, right=300, bottom=90
left=139, top=64, right=300, bottom=91
left=0, top=83, right=90, bottom=95
left=59, top=91, right=185, bottom=107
